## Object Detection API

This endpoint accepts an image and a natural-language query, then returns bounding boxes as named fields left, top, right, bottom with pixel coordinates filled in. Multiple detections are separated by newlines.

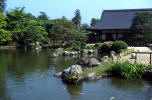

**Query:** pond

left=0, top=49, right=152, bottom=100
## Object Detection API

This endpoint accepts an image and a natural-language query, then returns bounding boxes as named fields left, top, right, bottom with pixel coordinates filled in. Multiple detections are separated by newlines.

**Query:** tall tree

left=0, top=0, right=6, bottom=12
left=37, top=11, right=49, bottom=20
left=128, top=12, right=152, bottom=46
left=6, top=7, right=47, bottom=49
left=72, top=9, right=81, bottom=28
left=50, top=18, right=86, bottom=46
left=90, top=18, right=100, bottom=26
left=6, top=7, right=26, bottom=41
left=0, top=12, right=11, bottom=44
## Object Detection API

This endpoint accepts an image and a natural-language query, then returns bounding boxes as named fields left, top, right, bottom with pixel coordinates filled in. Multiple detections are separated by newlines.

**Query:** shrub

left=112, top=40, right=128, bottom=53
left=99, top=41, right=113, bottom=53
left=111, top=61, right=146, bottom=79
left=94, top=42, right=103, bottom=49
left=80, top=42, right=86, bottom=49
left=85, top=45, right=94, bottom=50
left=72, top=45, right=81, bottom=51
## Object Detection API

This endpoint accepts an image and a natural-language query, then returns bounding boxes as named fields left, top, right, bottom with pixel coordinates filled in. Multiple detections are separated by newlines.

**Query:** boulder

left=77, top=58, right=88, bottom=66
left=52, top=52, right=59, bottom=57
left=100, top=56, right=108, bottom=62
left=54, top=72, right=62, bottom=77
left=88, top=58, right=100, bottom=67
left=61, top=65, right=82, bottom=80
left=63, top=51, right=70, bottom=56
left=69, top=65, right=83, bottom=74
left=93, top=49, right=98, bottom=54
left=85, top=72, right=101, bottom=81
left=69, top=51, right=78, bottom=56
left=110, top=51, right=115, bottom=55
left=61, top=67, right=71, bottom=79
left=81, top=49, right=88, bottom=55
left=88, top=50, right=94, bottom=55
left=57, top=48, right=64, bottom=50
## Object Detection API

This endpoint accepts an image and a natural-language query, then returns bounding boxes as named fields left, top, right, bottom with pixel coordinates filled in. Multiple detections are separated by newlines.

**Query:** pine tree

left=90, top=18, right=100, bottom=26
left=72, top=9, right=81, bottom=29
left=0, top=0, right=6, bottom=12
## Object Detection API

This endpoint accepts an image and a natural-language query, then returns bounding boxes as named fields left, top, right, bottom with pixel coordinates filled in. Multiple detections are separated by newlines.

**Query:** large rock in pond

left=77, top=58, right=88, bottom=66
left=85, top=72, right=101, bottom=81
left=54, top=72, right=62, bottom=77
left=69, top=65, right=83, bottom=75
left=63, top=51, right=70, bottom=56
left=80, top=49, right=88, bottom=55
left=88, top=50, right=94, bottom=55
left=61, top=65, right=82, bottom=80
left=88, top=58, right=100, bottom=67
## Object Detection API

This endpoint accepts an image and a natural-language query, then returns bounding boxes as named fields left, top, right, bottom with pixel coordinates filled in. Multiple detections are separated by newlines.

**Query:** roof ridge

left=104, top=8, right=152, bottom=12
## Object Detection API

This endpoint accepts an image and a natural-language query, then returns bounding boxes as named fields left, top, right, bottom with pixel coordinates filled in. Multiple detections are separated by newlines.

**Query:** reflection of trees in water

left=0, top=49, right=52, bottom=99
left=109, top=77, right=144, bottom=91
left=66, top=81, right=83, bottom=100
left=0, top=49, right=51, bottom=77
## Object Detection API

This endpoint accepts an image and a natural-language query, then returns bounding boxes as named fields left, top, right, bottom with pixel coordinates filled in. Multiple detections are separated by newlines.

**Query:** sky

left=6, top=0, right=152, bottom=24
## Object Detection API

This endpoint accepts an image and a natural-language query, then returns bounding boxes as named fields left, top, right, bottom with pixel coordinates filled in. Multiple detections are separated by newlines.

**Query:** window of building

left=118, top=34, right=123, bottom=38
left=102, top=34, right=106, bottom=40
left=112, top=34, right=116, bottom=40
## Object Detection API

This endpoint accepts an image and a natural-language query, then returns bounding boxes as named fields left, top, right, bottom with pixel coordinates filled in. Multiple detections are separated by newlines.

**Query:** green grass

left=82, top=57, right=114, bottom=77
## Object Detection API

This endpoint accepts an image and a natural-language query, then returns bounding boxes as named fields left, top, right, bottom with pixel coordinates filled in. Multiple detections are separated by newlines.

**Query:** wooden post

left=135, top=52, right=137, bottom=63
left=150, top=53, right=152, bottom=66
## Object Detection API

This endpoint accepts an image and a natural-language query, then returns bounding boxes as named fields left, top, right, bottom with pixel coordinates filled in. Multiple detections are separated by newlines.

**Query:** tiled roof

left=87, top=8, right=152, bottom=30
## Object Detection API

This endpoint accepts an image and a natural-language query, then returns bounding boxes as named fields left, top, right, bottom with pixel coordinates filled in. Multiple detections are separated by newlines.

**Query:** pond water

left=0, top=49, right=152, bottom=100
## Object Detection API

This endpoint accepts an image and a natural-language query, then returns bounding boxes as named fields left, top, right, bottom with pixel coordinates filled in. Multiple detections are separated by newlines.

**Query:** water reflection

left=109, top=77, right=145, bottom=91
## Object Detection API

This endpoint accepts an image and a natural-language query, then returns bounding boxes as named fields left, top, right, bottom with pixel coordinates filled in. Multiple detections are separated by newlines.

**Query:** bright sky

left=6, top=0, right=152, bottom=24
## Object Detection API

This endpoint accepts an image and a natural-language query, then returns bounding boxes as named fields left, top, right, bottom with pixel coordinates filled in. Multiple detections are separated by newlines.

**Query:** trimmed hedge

left=112, top=40, right=128, bottom=52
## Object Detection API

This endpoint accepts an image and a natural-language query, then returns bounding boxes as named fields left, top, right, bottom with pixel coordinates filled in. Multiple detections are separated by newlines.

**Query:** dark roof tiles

left=87, top=8, right=152, bottom=30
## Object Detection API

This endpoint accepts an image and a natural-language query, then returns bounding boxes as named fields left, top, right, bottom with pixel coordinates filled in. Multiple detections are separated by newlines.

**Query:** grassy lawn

left=82, top=57, right=114, bottom=77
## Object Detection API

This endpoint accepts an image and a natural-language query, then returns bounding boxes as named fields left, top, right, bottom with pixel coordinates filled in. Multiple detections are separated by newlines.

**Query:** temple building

left=86, top=8, right=152, bottom=42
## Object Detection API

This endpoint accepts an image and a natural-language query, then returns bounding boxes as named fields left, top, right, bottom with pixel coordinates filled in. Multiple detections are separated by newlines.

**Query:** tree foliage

left=127, top=12, right=152, bottom=46
left=37, top=11, right=49, bottom=20
left=0, top=7, right=87, bottom=50
left=50, top=18, right=86, bottom=47
left=72, top=9, right=81, bottom=28
left=6, top=7, right=47, bottom=48
left=0, top=0, right=6, bottom=12
left=0, top=12, right=11, bottom=44
left=90, top=18, right=100, bottom=26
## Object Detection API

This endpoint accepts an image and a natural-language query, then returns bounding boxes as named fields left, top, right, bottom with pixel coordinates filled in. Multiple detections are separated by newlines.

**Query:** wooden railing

left=132, top=52, right=152, bottom=66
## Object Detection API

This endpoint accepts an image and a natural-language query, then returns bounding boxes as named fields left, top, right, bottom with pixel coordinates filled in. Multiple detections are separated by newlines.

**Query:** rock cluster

left=77, top=58, right=100, bottom=67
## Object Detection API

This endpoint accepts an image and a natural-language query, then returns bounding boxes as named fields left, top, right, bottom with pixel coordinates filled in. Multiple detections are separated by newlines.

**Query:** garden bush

left=111, top=61, right=146, bottom=79
left=112, top=40, right=128, bottom=53
left=94, top=42, right=103, bottom=49
left=72, top=45, right=81, bottom=51
left=99, top=41, right=113, bottom=53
